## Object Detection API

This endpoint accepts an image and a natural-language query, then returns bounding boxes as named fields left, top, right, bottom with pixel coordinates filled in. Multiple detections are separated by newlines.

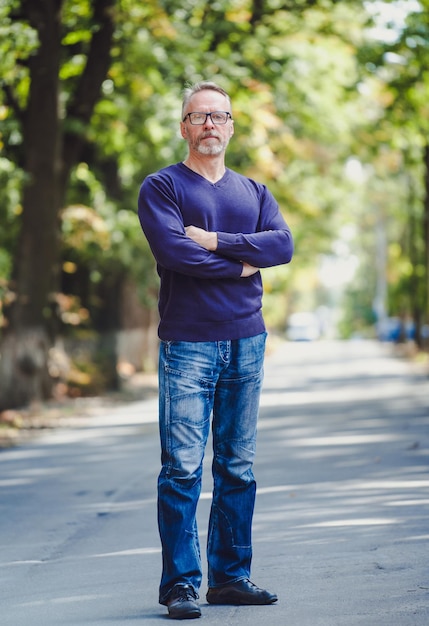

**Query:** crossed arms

left=185, top=225, right=258, bottom=277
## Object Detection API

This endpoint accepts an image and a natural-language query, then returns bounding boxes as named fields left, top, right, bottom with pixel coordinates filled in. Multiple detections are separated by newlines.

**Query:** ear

left=180, top=122, right=187, bottom=139
left=230, top=120, right=234, bottom=136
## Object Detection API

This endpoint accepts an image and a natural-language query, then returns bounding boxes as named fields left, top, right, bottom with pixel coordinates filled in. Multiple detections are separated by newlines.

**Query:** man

left=138, top=81, right=293, bottom=620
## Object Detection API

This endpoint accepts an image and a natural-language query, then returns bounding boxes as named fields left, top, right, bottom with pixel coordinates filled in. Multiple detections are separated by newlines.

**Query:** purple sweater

left=138, top=163, right=293, bottom=341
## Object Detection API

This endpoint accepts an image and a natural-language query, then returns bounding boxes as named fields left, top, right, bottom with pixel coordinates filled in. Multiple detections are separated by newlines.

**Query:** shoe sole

left=168, top=611, right=201, bottom=619
left=168, top=607, right=201, bottom=619
left=206, top=592, right=278, bottom=605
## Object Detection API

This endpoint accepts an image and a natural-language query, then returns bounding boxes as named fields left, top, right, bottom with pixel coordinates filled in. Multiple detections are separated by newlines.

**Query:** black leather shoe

left=206, top=578, right=278, bottom=605
left=166, top=584, right=201, bottom=619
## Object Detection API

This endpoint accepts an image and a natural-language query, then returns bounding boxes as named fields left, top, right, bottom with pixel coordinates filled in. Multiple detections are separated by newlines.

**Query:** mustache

left=199, top=131, right=221, bottom=140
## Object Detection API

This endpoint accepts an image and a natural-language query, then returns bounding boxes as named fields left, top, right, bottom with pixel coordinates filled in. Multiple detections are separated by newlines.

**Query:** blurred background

left=0, top=0, right=428, bottom=411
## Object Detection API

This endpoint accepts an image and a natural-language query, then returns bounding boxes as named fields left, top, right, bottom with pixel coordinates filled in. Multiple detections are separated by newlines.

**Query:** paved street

left=0, top=339, right=428, bottom=625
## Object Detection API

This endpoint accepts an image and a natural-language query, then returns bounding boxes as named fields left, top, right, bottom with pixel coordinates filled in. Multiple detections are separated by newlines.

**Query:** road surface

left=0, top=339, right=428, bottom=625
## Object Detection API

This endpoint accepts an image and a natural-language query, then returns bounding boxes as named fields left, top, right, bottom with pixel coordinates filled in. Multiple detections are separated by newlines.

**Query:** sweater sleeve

left=138, top=173, right=243, bottom=279
left=215, top=186, right=294, bottom=268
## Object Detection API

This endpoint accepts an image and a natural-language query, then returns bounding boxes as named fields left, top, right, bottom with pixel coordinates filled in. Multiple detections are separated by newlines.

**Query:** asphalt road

left=1, top=339, right=428, bottom=625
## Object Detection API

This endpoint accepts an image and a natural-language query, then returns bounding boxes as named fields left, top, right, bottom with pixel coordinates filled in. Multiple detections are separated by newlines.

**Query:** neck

left=183, top=154, right=226, bottom=183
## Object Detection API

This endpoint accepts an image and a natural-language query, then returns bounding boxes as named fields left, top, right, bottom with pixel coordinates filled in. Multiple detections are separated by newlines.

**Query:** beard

left=191, top=131, right=230, bottom=156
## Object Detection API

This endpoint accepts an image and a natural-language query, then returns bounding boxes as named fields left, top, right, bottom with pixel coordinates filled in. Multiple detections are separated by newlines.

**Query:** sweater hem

left=158, top=314, right=265, bottom=342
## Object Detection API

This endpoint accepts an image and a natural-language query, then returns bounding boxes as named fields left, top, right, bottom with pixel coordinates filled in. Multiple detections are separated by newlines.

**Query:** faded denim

left=157, top=333, right=267, bottom=604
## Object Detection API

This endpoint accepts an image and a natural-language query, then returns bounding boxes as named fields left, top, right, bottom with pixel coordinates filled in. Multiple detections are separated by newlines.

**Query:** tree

left=0, top=0, right=115, bottom=409
left=351, top=0, right=429, bottom=345
left=1, top=0, right=392, bottom=410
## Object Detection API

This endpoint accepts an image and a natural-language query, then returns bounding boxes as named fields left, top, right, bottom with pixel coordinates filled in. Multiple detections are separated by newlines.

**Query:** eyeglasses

left=182, top=111, right=232, bottom=125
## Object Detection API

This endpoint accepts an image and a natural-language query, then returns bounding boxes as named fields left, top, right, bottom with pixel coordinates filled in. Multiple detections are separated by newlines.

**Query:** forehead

left=186, top=89, right=230, bottom=112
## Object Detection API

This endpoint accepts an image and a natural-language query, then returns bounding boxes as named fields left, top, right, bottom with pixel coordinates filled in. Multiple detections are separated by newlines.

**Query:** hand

left=241, top=262, right=259, bottom=277
left=185, top=225, right=218, bottom=251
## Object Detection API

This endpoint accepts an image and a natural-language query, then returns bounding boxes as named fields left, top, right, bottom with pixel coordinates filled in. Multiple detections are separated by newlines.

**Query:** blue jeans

left=157, top=333, right=267, bottom=604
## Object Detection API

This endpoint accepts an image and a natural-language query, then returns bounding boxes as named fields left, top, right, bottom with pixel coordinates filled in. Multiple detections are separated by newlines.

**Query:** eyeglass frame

left=182, top=111, right=233, bottom=125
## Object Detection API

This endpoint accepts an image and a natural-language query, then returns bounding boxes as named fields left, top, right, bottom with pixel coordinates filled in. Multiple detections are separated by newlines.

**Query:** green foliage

left=0, top=1, right=38, bottom=82
left=0, top=157, right=24, bottom=308
left=344, top=0, right=429, bottom=339
left=1, top=0, right=429, bottom=346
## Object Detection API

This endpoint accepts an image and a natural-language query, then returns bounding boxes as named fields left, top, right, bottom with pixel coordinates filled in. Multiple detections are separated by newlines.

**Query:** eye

left=192, top=113, right=206, bottom=123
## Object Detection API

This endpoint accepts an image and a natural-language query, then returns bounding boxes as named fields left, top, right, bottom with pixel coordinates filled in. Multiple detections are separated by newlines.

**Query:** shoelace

left=174, top=585, right=197, bottom=602
left=243, top=579, right=260, bottom=591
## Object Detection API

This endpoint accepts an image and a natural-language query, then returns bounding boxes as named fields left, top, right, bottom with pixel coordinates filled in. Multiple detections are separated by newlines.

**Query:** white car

left=286, top=312, right=321, bottom=341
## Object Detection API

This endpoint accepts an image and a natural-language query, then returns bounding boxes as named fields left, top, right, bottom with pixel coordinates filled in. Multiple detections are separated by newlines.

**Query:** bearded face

left=180, top=91, right=234, bottom=159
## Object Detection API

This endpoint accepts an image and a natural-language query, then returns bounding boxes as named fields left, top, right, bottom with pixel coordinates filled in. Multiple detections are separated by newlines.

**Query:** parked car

left=286, top=312, right=321, bottom=341
left=377, top=317, right=415, bottom=342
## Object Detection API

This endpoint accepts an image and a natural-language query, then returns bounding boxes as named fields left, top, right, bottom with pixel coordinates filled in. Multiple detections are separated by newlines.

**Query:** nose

left=203, top=113, right=215, bottom=128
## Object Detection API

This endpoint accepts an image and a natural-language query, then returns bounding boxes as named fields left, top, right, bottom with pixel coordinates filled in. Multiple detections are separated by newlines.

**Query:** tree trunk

left=61, top=0, right=116, bottom=189
left=0, top=0, right=63, bottom=410
left=117, top=278, right=159, bottom=374
left=0, top=0, right=116, bottom=410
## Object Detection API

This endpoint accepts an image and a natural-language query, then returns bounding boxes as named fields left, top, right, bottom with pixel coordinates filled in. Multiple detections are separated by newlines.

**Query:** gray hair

left=181, top=81, right=232, bottom=119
